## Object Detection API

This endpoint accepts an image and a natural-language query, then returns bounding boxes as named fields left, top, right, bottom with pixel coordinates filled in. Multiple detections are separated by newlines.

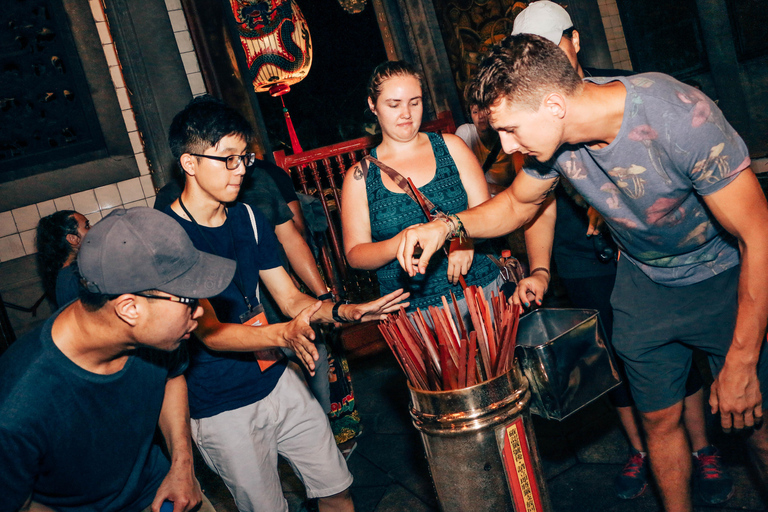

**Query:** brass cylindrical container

left=409, top=363, right=552, bottom=512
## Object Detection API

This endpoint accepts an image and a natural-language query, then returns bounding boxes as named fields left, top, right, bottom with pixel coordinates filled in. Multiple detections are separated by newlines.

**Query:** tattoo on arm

left=535, top=177, right=559, bottom=206
left=353, top=165, right=363, bottom=180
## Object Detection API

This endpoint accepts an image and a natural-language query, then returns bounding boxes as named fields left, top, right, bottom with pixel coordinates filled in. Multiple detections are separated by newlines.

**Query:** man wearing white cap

left=512, top=0, right=632, bottom=78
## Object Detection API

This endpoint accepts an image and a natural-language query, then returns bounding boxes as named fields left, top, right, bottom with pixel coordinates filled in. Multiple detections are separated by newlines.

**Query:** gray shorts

left=610, top=257, right=768, bottom=413
left=190, top=364, right=352, bottom=512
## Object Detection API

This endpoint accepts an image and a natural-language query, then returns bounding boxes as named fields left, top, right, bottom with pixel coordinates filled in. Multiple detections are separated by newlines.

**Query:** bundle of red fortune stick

left=378, top=285, right=521, bottom=391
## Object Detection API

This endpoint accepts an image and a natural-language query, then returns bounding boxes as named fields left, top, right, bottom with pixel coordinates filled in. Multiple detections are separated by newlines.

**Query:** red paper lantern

left=229, top=0, right=313, bottom=93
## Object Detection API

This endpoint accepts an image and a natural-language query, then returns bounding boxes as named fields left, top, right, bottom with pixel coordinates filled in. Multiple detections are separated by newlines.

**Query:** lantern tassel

left=280, top=96, right=303, bottom=153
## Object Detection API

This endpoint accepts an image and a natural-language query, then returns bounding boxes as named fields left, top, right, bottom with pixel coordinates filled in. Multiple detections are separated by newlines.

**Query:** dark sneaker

left=299, top=499, right=319, bottom=512
left=694, top=446, right=734, bottom=504
left=615, top=449, right=648, bottom=499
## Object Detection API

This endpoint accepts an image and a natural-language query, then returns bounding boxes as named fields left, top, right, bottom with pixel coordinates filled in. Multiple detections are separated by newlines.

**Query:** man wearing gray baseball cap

left=0, top=207, right=236, bottom=512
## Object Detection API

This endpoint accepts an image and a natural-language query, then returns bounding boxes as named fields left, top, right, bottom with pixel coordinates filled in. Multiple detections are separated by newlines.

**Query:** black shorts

left=610, top=257, right=768, bottom=413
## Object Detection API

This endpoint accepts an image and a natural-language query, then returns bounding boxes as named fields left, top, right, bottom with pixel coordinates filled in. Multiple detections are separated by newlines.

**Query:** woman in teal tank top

left=341, top=61, right=500, bottom=315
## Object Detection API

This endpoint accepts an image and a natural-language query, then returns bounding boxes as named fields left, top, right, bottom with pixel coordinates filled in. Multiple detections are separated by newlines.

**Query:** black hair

left=36, top=210, right=79, bottom=302
left=168, top=95, right=254, bottom=169
left=77, top=284, right=114, bottom=311
left=77, top=288, right=166, bottom=312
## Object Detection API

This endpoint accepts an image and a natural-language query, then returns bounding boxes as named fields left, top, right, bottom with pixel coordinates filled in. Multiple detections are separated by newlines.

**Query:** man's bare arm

left=703, top=168, right=768, bottom=431
left=20, top=499, right=56, bottom=511
left=152, top=375, right=202, bottom=512
left=397, top=172, right=557, bottom=276
left=286, top=200, right=307, bottom=239
left=274, top=220, right=329, bottom=297
left=517, top=195, right=556, bottom=307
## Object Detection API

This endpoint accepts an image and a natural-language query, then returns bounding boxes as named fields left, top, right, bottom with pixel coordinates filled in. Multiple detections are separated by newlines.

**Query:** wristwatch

left=332, top=300, right=349, bottom=323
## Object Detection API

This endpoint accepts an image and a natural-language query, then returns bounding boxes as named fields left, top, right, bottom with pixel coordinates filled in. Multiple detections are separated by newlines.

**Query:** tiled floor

left=195, top=348, right=768, bottom=512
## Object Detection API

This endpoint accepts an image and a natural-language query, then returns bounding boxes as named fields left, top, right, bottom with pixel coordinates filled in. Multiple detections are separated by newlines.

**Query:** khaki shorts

left=191, top=364, right=352, bottom=512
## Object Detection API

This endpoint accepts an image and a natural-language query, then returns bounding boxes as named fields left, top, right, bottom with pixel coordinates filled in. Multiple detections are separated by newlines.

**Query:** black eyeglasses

left=189, top=152, right=256, bottom=170
left=133, top=293, right=199, bottom=310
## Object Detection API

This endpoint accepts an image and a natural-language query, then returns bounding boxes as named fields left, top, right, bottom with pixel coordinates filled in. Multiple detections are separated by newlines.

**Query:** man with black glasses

left=0, top=207, right=236, bottom=512
left=164, top=96, right=409, bottom=512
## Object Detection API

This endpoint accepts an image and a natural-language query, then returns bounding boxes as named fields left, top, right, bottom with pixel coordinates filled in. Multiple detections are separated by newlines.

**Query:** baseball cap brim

left=156, top=250, right=236, bottom=299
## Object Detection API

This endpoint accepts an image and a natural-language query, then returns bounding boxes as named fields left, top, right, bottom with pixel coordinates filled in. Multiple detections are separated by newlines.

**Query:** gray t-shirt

left=524, top=73, right=750, bottom=286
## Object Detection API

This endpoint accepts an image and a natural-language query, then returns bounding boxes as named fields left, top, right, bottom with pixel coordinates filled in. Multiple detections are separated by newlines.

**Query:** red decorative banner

left=500, top=418, right=544, bottom=512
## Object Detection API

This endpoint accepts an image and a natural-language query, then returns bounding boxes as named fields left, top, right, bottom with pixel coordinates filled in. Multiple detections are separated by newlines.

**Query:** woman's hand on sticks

left=397, top=219, right=451, bottom=277
left=512, top=273, right=549, bottom=309
left=447, top=238, right=474, bottom=285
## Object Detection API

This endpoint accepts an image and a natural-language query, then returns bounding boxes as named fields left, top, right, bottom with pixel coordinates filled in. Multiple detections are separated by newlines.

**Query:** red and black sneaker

left=615, top=449, right=648, bottom=499
left=694, top=446, right=734, bottom=505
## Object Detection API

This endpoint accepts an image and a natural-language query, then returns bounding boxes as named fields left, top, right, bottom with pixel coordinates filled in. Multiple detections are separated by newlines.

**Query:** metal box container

left=515, top=309, right=621, bottom=421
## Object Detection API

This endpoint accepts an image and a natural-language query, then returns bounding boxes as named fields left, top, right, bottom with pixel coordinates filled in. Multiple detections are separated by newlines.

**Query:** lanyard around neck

left=178, top=197, right=253, bottom=312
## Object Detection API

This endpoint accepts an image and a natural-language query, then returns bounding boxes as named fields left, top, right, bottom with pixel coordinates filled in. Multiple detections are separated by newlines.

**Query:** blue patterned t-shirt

left=524, top=73, right=750, bottom=286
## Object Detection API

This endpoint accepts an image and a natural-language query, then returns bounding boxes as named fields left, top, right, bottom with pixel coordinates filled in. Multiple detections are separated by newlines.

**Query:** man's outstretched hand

left=396, top=220, right=451, bottom=277
left=336, top=289, right=411, bottom=323
left=281, top=301, right=322, bottom=374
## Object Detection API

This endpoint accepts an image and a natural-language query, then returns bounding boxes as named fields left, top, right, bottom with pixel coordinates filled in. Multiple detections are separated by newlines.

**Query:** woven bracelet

left=434, top=212, right=467, bottom=242
left=451, top=214, right=468, bottom=242
left=434, top=212, right=458, bottom=240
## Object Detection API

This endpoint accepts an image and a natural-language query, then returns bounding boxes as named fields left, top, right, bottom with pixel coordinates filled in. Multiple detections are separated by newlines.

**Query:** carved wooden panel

left=0, top=0, right=104, bottom=183
left=431, top=0, right=529, bottom=106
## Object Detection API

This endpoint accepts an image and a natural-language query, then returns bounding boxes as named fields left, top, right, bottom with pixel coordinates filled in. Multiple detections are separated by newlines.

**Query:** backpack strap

left=243, top=203, right=261, bottom=301
left=244, top=203, right=259, bottom=243
left=481, top=140, right=502, bottom=174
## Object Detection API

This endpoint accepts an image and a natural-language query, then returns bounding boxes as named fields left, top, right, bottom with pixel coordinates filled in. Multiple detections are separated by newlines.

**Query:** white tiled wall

left=597, top=0, right=633, bottom=71
left=0, top=178, right=158, bottom=263
left=165, top=0, right=208, bottom=97
left=0, top=0, right=206, bottom=263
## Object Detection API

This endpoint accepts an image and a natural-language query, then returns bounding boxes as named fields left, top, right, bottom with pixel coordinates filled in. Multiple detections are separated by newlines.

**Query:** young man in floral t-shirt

left=397, top=34, right=768, bottom=512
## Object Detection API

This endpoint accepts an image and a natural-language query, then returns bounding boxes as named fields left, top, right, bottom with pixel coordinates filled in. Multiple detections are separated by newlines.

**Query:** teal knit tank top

left=365, top=132, right=498, bottom=311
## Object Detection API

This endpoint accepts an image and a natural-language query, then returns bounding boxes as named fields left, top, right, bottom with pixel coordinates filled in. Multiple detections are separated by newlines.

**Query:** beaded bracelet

left=434, top=212, right=468, bottom=242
